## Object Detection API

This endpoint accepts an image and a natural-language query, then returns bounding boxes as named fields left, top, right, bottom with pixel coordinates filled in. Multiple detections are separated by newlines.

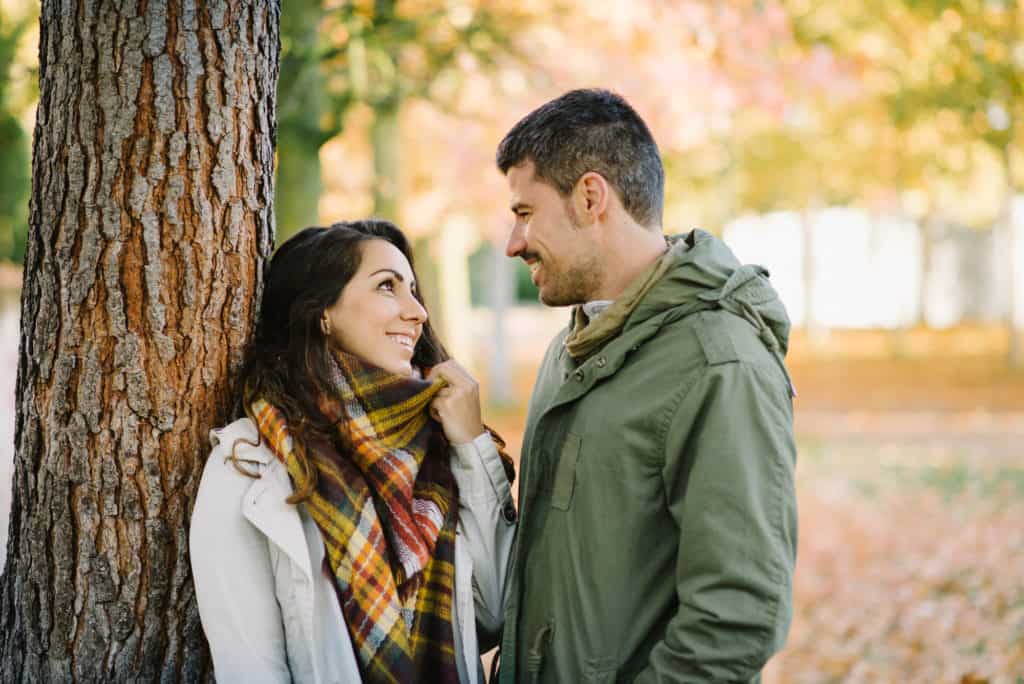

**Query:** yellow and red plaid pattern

left=252, top=351, right=460, bottom=684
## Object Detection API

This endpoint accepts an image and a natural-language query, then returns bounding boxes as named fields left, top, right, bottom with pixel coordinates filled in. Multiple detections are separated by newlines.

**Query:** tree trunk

left=274, top=0, right=323, bottom=241
left=918, top=213, right=938, bottom=327
left=487, top=240, right=514, bottom=406
left=1002, top=146, right=1021, bottom=369
left=371, top=101, right=400, bottom=222
left=1006, top=197, right=1020, bottom=369
left=371, top=100, right=449, bottom=345
left=800, top=208, right=825, bottom=345
left=413, top=235, right=446, bottom=349
left=274, top=128, right=321, bottom=240
left=0, top=2, right=279, bottom=682
left=437, top=216, right=475, bottom=365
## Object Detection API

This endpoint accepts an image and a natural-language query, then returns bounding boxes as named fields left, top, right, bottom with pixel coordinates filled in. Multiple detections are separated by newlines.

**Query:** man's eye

left=516, top=211, right=530, bottom=220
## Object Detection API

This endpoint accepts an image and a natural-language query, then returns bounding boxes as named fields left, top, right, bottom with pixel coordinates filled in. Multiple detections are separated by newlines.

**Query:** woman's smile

left=386, top=331, right=418, bottom=352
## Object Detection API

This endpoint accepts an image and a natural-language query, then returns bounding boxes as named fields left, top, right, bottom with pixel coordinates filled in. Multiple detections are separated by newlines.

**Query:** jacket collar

left=212, top=418, right=314, bottom=580
left=542, top=229, right=795, bottom=410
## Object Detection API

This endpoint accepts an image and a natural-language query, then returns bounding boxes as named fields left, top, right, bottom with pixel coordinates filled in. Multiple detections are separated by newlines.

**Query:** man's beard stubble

left=537, top=252, right=603, bottom=307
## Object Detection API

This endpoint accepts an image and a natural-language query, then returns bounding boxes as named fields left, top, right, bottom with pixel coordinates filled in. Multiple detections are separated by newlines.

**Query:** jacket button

left=502, top=501, right=517, bottom=524
left=573, top=369, right=584, bottom=381
left=595, top=356, right=606, bottom=368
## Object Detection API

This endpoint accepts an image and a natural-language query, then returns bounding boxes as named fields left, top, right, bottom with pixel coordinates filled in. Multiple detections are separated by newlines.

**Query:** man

left=495, top=89, right=798, bottom=683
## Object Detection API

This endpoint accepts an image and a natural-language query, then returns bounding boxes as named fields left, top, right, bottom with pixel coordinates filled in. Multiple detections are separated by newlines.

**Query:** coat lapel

left=241, top=456, right=314, bottom=582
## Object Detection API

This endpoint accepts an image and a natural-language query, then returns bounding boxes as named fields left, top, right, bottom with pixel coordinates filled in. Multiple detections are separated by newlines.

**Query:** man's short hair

left=496, top=88, right=665, bottom=228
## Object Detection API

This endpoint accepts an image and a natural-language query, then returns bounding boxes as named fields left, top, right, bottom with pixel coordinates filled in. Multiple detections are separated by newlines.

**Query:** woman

left=189, top=220, right=516, bottom=684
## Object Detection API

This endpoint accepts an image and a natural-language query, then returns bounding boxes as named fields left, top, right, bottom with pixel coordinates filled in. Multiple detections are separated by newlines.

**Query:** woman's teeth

left=389, top=334, right=414, bottom=350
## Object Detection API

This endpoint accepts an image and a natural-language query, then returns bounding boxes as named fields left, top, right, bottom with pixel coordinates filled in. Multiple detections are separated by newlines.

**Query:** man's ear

left=571, top=171, right=610, bottom=226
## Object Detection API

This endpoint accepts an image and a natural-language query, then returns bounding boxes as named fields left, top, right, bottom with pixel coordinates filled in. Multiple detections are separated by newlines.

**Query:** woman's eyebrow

left=369, top=268, right=404, bottom=281
left=369, top=268, right=415, bottom=289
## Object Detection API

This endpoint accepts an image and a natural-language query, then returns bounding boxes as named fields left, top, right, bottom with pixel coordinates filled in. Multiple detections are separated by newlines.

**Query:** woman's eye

left=378, top=279, right=396, bottom=293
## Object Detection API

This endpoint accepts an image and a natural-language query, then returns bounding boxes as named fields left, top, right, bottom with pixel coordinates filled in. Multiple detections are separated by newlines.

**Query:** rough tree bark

left=0, top=1, right=279, bottom=681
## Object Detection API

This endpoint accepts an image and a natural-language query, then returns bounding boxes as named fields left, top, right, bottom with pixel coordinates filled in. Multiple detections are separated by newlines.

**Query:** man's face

left=505, top=161, right=602, bottom=307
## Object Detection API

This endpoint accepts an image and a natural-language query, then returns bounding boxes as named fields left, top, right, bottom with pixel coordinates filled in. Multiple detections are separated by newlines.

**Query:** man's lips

left=522, top=254, right=541, bottom=285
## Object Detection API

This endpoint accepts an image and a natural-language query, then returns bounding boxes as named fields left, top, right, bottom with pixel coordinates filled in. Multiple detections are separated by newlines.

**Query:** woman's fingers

left=426, top=359, right=475, bottom=390
left=426, top=360, right=483, bottom=444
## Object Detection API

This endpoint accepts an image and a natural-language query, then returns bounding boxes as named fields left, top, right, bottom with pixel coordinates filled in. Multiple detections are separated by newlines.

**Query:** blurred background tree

left=0, top=7, right=31, bottom=265
left=275, top=0, right=533, bottom=237
left=785, top=0, right=1024, bottom=363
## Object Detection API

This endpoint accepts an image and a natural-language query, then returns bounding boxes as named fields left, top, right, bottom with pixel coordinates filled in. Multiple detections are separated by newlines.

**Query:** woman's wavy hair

left=232, top=220, right=450, bottom=502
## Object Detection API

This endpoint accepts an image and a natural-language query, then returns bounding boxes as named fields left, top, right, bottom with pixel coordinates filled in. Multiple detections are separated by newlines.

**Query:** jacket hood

left=628, top=230, right=792, bottom=356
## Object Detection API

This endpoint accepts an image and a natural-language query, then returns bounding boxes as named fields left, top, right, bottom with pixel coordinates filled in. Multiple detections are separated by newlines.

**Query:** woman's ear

left=320, top=314, right=331, bottom=336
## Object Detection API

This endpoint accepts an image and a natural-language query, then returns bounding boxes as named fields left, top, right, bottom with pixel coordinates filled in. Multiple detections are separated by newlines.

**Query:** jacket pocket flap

left=551, top=433, right=582, bottom=511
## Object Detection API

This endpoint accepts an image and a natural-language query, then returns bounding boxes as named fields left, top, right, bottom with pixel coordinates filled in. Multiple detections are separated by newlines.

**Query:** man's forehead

left=507, top=160, right=537, bottom=184
left=507, top=161, right=540, bottom=201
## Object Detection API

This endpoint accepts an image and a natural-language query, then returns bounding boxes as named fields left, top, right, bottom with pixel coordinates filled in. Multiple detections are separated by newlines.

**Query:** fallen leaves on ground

left=764, top=444, right=1024, bottom=684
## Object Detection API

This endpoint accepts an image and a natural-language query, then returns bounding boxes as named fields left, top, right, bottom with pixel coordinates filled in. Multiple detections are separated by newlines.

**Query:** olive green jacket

left=498, top=230, right=798, bottom=684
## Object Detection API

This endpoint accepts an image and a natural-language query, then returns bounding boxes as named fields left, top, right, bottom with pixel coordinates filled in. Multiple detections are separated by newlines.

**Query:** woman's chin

left=382, top=359, right=414, bottom=377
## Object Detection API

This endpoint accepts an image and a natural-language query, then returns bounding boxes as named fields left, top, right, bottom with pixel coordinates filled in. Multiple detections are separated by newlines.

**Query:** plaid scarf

left=253, top=351, right=461, bottom=684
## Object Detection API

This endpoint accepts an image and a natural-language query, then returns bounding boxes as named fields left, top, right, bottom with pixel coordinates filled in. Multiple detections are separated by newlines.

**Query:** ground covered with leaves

left=766, top=344, right=1024, bottom=683
left=764, top=440, right=1024, bottom=683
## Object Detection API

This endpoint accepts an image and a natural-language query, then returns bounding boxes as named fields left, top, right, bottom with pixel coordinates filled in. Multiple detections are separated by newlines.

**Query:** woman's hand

left=426, top=360, right=485, bottom=445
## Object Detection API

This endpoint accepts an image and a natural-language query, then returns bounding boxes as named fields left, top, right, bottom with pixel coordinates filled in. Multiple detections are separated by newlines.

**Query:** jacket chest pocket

left=551, top=433, right=582, bottom=511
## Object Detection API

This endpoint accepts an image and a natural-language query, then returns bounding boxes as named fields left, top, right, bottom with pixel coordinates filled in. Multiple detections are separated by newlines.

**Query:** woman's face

left=323, top=239, right=427, bottom=376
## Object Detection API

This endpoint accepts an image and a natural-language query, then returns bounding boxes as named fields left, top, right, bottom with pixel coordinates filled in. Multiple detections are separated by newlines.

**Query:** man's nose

left=506, top=224, right=526, bottom=258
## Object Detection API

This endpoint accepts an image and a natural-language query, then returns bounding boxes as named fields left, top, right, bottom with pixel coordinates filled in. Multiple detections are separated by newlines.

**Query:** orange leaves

left=766, top=442, right=1024, bottom=683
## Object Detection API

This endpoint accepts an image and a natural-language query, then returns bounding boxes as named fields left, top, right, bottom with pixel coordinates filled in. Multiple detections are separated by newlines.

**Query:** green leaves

left=0, top=10, right=30, bottom=264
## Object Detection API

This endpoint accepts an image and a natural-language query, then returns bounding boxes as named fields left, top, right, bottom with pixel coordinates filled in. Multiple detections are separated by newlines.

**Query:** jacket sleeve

left=450, top=433, right=517, bottom=640
left=189, top=443, right=292, bottom=684
left=634, top=362, right=798, bottom=684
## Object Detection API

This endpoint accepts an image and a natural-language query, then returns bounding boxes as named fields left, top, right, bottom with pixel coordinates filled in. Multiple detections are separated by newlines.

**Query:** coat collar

left=212, top=418, right=314, bottom=580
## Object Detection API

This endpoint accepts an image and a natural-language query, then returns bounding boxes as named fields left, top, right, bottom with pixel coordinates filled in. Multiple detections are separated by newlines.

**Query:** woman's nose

left=402, top=293, right=428, bottom=323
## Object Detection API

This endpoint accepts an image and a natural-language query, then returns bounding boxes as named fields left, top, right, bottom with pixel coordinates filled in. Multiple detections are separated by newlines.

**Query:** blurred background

left=1, top=0, right=1023, bottom=681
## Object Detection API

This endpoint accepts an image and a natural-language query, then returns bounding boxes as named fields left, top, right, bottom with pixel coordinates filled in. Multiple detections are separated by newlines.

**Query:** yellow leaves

left=857, top=31, right=889, bottom=60
left=984, top=40, right=1008, bottom=63
left=973, top=109, right=992, bottom=134
left=935, top=62, right=957, bottom=86
left=941, top=8, right=964, bottom=33
left=446, top=3, right=475, bottom=30
left=959, top=675, right=990, bottom=684
left=848, top=119, right=875, bottom=148
left=328, top=21, right=350, bottom=45
left=908, top=123, right=943, bottom=154
left=864, top=68, right=902, bottom=95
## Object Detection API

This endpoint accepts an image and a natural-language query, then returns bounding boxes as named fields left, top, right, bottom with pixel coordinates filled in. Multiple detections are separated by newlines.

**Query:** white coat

left=189, top=417, right=517, bottom=683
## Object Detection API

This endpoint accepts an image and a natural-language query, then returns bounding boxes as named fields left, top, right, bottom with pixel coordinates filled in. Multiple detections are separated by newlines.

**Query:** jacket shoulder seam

left=654, top=365, right=710, bottom=462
